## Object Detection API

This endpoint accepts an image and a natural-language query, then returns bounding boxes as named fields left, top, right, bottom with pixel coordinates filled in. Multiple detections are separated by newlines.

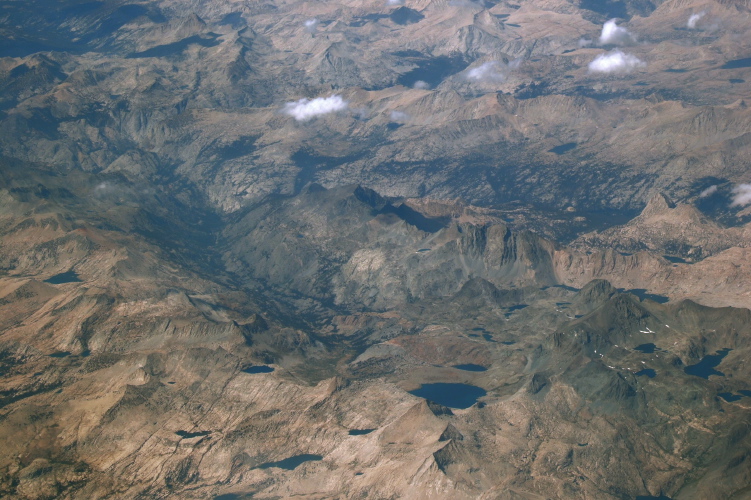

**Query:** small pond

left=722, top=57, right=751, bottom=69
left=242, top=365, right=274, bottom=374
left=548, top=142, right=577, bottom=155
left=348, top=429, right=375, bottom=436
left=621, top=289, right=669, bottom=304
left=48, top=351, right=72, bottom=358
left=256, top=454, right=323, bottom=470
left=176, top=430, right=211, bottom=439
left=633, top=343, right=657, bottom=354
left=718, top=392, right=742, bottom=403
left=663, top=255, right=690, bottom=264
left=44, top=271, right=82, bottom=284
left=452, top=364, right=488, bottom=372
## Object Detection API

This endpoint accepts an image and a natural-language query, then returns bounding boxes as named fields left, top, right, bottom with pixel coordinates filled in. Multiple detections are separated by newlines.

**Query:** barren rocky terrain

left=3, top=0, right=751, bottom=498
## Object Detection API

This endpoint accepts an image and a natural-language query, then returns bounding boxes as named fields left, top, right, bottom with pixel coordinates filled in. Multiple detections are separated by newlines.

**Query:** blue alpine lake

left=242, top=365, right=274, bottom=374
left=684, top=348, right=731, bottom=379
left=452, top=364, right=488, bottom=372
left=409, top=383, right=486, bottom=409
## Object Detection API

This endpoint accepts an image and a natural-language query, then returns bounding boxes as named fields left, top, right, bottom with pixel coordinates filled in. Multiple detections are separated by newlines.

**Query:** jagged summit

left=641, top=192, right=676, bottom=217
left=571, top=189, right=751, bottom=260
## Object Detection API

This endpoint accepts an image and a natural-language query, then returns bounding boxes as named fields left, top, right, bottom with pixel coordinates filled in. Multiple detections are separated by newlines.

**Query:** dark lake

left=409, top=383, right=486, bottom=409
left=622, top=289, right=669, bottom=304
left=256, top=454, right=323, bottom=470
left=242, top=365, right=274, bottom=374
left=634, top=343, right=656, bottom=354
left=635, top=369, right=656, bottom=378
left=684, top=348, right=731, bottom=379
left=348, top=429, right=375, bottom=435
left=452, top=364, right=488, bottom=372
left=722, top=57, right=751, bottom=69
left=44, top=271, right=82, bottom=284
left=549, top=143, right=577, bottom=155
left=176, top=430, right=211, bottom=439
left=718, top=392, right=742, bottom=402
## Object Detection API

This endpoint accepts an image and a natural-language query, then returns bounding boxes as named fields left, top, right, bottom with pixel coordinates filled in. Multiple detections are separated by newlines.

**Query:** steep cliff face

left=574, top=192, right=751, bottom=260
left=224, top=184, right=560, bottom=314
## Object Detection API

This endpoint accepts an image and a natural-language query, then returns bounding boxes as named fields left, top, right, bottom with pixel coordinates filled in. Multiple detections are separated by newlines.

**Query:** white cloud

left=699, top=185, right=718, bottom=198
left=578, top=38, right=593, bottom=48
left=466, top=59, right=521, bottom=83
left=413, top=80, right=430, bottom=89
left=389, top=110, right=409, bottom=123
left=731, top=184, right=751, bottom=206
left=467, top=62, right=500, bottom=81
left=304, top=18, right=318, bottom=33
left=599, top=19, right=636, bottom=45
left=588, top=50, right=645, bottom=74
left=687, top=11, right=705, bottom=29
left=93, top=182, right=113, bottom=195
left=386, top=0, right=405, bottom=5
left=282, top=95, right=348, bottom=121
